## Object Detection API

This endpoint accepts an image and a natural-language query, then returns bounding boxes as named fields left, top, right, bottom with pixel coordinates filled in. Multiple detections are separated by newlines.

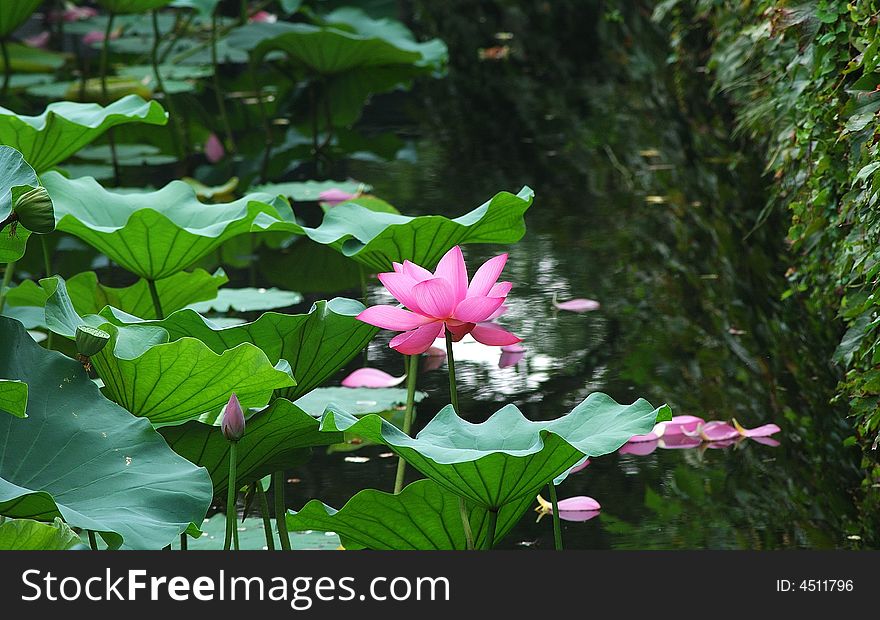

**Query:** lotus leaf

left=319, top=394, right=671, bottom=509
left=0, top=316, right=213, bottom=549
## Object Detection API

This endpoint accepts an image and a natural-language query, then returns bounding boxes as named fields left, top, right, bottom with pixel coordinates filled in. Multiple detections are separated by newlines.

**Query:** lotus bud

left=221, top=393, right=245, bottom=442
left=13, top=186, right=55, bottom=234
left=75, top=325, right=110, bottom=357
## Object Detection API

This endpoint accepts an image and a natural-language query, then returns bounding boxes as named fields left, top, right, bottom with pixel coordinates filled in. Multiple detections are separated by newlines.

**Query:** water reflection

left=291, top=1, right=869, bottom=549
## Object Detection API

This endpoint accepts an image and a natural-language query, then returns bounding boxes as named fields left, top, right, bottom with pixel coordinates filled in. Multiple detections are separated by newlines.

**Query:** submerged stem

left=548, top=482, right=563, bottom=551
left=211, top=12, right=236, bottom=153
left=88, top=530, right=98, bottom=550
left=274, top=471, right=291, bottom=550
left=1, top=37, right=10, bottom=101
left=393, top=354, right=419, bottom=493
left=147, top=279, right=164, bottom=319
left=224, top=442, right=238, bottom=550
left=152, top=10, right=184, bottom=162
left=256, top=484, right=275, bottom=551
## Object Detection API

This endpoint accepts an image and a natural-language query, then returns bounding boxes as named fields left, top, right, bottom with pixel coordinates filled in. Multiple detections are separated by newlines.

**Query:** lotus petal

left=553, top=297, right=600, bottom=313
left=342, top=367, right=406, bottom=388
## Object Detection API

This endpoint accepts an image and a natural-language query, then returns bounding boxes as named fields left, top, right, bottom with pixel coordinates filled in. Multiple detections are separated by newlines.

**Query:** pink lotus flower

left=357, top=246, right=521, bottom=355
left=319, top=188, right=357, bottom=206
left=682, top=421, right=740, bottom=442
left=221, top=393, right=245, bottom=442
left=552, top=293, right=600, bottom=313
left=50, top=5, right=98, bottom=22
left=341, top=367, right=405, bottom=388
left=204, top=133, right=225, bottom=163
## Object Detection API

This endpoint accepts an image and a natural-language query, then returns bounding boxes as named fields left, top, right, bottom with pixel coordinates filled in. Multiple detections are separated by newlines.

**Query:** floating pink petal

left=557, top=496, right=601, bottom=512
left=628, top=430, right=660, bottom=443
left=205, top=133, right=225, bottom=163
left=656, top=415, right=704, bottom=436
left=620, top=439, right=659, bottom=456
left=24, top=31, right=50, bottom=49
left=249, top=10, right=278, bottom=23
left=732, top=419, right=781, bottom=438
left=341, top=368, right=405, bottom=388
left=501, top=343, right=525, bottom=353
left=568, top=458, right=590, bottom=474
left=750, top=436, right=781, bottom=447
left=705, top=438, right=740, bottom=449
left=553, top=294, right=600, bottom=313
left=658, top=434, right=703, bottom=450
left=499, top=348, right=525, bottom=368
left=694, top=421, right=740, bottom=442
left=535, top=494, right=600, bottom=522
left=559, top=509, right=601, bottom=523
left=319, top=188, right=357, bottom=206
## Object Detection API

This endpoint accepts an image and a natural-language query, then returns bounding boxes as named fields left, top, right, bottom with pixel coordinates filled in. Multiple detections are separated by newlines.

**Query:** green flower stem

left=256, top=483, right=275, bottom=551
left=393, top=354, right=419, bottom=493
left=99, top=11, right=120, bottom=185
left=41, top=239, right=54, bottom=349
left=548, top=482, right=563, bottom=551
left=180, top=533, right=187, bottom=550
left=274, top=471, right=291, bottom=550
left=88, top=530, right=98, bottom=550
left=444, top=328, right=460, bottom=414
left=445, top=328, right=474, bottom=550
left=211, top=11, right=236, bottom=154
left=250, top=64, right=273, bottom=183
left=147, top=279, right=165, bottom=319
left=224, top=442, right=238, bottom=551
left=151, top=10, right=184, bottom=162
left=1, top=37, right=10, bottom=100
left=458, top=497, right=474, bottom=551
left=484, top=509, right=498, bottom=550
left=0, top=261, right=15, bottom=314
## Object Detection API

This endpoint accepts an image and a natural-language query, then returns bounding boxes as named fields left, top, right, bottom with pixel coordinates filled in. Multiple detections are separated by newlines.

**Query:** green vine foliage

left=657, top=1, right=880, bottom=487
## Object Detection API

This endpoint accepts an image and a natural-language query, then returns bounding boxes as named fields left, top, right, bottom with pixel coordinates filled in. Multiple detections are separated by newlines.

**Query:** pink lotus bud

left=249, top=10, right=277, bottom=23
left=221, top=393, right=245, bottom=442
left=204, top=133, right=225, bottom=163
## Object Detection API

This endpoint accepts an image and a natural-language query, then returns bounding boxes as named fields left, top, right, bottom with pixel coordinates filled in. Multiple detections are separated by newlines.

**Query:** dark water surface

left=286, top=2, right=868, bottom=550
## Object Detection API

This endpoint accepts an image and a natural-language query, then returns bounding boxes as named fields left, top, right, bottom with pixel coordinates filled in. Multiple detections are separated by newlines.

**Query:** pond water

left=282, top=4, right=867, bottom=550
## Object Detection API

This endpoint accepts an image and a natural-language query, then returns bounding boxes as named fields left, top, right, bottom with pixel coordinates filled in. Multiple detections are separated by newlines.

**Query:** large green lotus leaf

left=0, top=317, right=213, bottom=549
left=251, top=180, right=371, bottom=202
left=161, top=399, right=340, bottom=496
left=320, top=395, right=671, bottom=510
left=0, top=96, right=167, bottom=172
left=186, top=287, right=303, bottom=314
left=287, top=479, right=532, bottom=550
left=294, top=386, right=423, bottom=417
left=39, top=277, right=296, bottom=426
left=264, top=186, right=535, bottom=271
left=226, top=17, right=445, bottom=75
left=95, top=0, right=174, bottom=13
left=6, top=269, right=228, bottom=320
left=0, top=518, right=83, bottom=550
left=101, top=297, right=377, bottom=401
left=0, top=0, right=42, bottom=37
left=261, top=238, right=362, bottom=294
left=0, top=379, right=27, bottom=418
left=0, top=145, right=42, bottom=263
left=43, top=172, right=295, bottom=280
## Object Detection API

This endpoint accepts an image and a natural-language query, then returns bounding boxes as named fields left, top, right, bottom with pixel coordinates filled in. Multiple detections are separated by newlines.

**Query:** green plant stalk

left=249, top=64, right=273, bottom=183
left=458, top=497, right=474, bottom=551
left=1, top=37, right=10, bottom=100
left=158, top=10, right=193, bottom=64
left=256, top=484, right=276, bottom=551
left=180, top=533, right=187, bottom=550
left=445, top=328, right=474, bottom=550
left=99, top=11, right=120, bottom=185
left=224, top=442, right=238, bottom=550
left=211, top=12, right=236, bottom=153
left=0, top=261, right=15, bottom=314
left=151, top=10, right=184, bottom=162
left=393, top=354, right=419, bottom=493
left=88, top=530, right=98, bottom=550
left=40, top=238, right=54, bottom=349
left=484, top=509, right=498, bottom=550
left=548, top=482, right=563, bottom=551
left=147, top=279, right=165, bottom=319
left=273, top=471, right=291, bottom=550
